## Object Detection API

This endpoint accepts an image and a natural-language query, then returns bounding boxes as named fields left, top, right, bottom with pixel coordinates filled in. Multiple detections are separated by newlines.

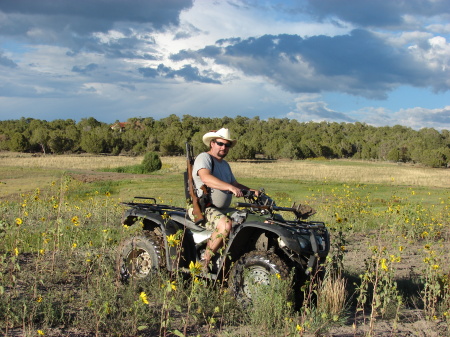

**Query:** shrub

left=141, top=152, right=162, bottom=173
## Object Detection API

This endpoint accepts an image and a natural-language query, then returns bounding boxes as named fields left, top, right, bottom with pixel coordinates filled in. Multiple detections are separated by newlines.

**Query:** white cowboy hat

left=202, top=128, right=237, bottom=148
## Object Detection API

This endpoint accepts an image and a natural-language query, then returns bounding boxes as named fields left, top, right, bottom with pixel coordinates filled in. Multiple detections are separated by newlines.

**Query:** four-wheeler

left=116, top=189, right=330, bottom=304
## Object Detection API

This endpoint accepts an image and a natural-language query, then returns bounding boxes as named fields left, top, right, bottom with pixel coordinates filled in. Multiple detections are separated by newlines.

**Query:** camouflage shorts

left=188, top=207, right=229, bottom=231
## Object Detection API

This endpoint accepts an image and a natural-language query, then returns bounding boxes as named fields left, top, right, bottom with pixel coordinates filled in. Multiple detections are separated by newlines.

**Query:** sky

left=0, top=0, right=450, bottom=130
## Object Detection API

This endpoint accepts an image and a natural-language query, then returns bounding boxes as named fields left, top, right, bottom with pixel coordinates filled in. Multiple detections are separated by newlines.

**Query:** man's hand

left=229, top=186, right=243, bottom=197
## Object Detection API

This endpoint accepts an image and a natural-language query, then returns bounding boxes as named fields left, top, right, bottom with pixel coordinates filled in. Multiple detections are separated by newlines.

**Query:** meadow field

left=0, top=152, right=449, bottom=336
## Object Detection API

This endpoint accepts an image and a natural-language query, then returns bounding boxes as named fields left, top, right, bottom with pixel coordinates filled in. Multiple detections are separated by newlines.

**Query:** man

left=189, top=128, right=259, bottom=271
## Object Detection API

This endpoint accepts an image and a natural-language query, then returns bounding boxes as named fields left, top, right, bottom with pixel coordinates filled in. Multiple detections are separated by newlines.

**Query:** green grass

left=1, top=162, right=449, bottom=336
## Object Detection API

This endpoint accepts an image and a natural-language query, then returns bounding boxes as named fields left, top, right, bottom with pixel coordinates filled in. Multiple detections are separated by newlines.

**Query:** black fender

left=121, top=208, right=165, bottom=228
left=121, top=209, right=196, bottom=271
left=234, top=220, right=301, bottom=249
left=223, top=221, right=300, bottom=268
left=222, top=220, right=329, bottom=276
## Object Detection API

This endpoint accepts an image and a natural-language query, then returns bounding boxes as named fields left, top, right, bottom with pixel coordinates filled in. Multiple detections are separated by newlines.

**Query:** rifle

left=185, top=142, right=206, bottom=225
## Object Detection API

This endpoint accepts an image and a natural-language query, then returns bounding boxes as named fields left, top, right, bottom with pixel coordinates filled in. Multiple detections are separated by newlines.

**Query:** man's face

left=210, top=138, right=231, bottom=158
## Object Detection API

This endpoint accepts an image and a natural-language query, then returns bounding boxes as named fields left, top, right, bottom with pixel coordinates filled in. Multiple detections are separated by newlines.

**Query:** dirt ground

left=322, top=231, right=450, bottom=337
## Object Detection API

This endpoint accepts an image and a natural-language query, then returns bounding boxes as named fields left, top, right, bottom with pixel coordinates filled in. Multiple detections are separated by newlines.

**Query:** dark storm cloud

left=305, top=0, right=450, bottom=28
left=63, top=34, right=160, bottom=59
left=139, top=64, right=221, bottom=84
left=0, top=51, right=17, bottom=68
left=0, top=0, right=194, bottom=57
left=171, top=29, right=442, bottom=98
left=0, top=0, right=194, bottom=31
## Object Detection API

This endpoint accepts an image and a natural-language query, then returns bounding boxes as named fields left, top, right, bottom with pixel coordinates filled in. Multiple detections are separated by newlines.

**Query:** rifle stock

left=186, top=143, right=205, bottom=225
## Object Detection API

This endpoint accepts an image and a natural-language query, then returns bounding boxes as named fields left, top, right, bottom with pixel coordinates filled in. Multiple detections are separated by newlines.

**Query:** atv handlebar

left=237, top=189, right=316, bottom=220
left=235, top=202, right=301, bottom=214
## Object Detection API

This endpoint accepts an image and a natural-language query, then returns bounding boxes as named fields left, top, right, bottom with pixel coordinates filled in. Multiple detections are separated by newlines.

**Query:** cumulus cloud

left=0, top=0, right=449, bottom=130
left=287, top=94, right=355, bottom=122
left=139, top=64, right=221, bottom=84
left=72, top=63, right=99, bottom=74
left=0, top=50, right=17, bottom=68
left=305, top=0, right=450, bottom=28
left=394, top=106, right=450, bottom=130
left=172, top=29, right=448, bottom=98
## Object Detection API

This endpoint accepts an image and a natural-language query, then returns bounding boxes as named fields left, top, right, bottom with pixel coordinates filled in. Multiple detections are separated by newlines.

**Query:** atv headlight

left=297, top=236, right=310, bottom=250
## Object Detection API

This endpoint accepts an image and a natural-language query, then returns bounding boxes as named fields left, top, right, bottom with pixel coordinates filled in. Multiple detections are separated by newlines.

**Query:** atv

left=116, top=189, right=330, bottom=305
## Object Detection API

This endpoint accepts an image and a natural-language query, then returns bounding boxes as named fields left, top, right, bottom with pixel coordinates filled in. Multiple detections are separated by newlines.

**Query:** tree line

left=1, top=115, right=449, bottom=168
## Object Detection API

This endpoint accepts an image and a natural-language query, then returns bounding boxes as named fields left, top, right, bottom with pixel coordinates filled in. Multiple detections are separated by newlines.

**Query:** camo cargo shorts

left=187, top=207, right=228, bottom=231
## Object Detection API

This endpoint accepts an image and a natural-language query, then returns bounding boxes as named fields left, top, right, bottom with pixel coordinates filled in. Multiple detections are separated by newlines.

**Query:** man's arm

left=198, top=168, right=244, bottom=197
left=198, top=168, right=259, bottom=197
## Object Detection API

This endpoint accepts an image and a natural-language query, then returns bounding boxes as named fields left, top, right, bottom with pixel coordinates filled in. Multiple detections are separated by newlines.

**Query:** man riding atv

left=117, top=131, right=329, bottom=305
left=187, top=128, right=259, bottom=272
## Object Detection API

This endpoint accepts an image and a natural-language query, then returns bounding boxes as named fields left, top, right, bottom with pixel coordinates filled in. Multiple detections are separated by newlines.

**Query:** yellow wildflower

left=15, top=218, right=23, bottom=225
left=14, top=247, right=19, bottom=256
left=37, top=330, right=45, bottom=336
left=380, top=258, right=388, bottom=271
left=167, top=234, right=180, bottom=247
left=139, top=292, right=149, bottom=304
left=189, top=261, right=202, bottom=276
left=296, top=324, right=303, bottom=331
left=165, top=280, right=177, bottom=291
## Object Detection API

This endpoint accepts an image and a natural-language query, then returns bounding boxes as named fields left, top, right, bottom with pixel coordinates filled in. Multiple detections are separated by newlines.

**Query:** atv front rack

left=235, top=201, right=316, bottom=221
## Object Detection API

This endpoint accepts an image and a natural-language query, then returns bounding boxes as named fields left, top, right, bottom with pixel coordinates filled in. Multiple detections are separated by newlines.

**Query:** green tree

left=30, top=126, right=50, bottom=153
left=80, top=127, right=108, bottom=154
left=141, top=152, right=162, bottom=172
left=9, top=132, right=29, bottom=152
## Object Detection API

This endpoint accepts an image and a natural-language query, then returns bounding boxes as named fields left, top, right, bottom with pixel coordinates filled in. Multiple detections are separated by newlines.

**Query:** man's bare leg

left=203, top=216, right=232, bottom=270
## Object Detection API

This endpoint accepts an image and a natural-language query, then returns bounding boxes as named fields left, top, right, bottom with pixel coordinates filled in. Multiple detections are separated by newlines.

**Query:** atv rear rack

left=121, top=196, right=186, bottom=213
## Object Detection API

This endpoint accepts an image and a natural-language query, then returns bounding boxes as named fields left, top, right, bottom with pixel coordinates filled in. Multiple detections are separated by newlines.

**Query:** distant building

left=110, top=122, right=128, bottom=132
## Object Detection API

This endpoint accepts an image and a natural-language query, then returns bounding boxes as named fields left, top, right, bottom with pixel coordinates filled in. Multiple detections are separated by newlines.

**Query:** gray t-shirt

left=192, top=152, right=236, bottom=209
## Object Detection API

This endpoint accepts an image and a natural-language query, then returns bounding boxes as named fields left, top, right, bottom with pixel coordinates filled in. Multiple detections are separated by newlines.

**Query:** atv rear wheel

left=117, top=231, right=162, bottom=282
left=229, top=250, right=289, bottom=307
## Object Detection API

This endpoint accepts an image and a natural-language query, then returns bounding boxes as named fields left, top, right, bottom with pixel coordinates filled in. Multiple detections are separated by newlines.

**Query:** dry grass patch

left=0, top=152, right=143, bottom=170
left=0, top=152, right=187, bottom=173
left=230, top=160, right=450, bottom=188
left=1, top=152, right=449, bottom=188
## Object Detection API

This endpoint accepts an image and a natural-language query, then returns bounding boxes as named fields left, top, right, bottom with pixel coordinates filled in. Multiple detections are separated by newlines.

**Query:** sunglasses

left=214, top=140, right=232, bottom=148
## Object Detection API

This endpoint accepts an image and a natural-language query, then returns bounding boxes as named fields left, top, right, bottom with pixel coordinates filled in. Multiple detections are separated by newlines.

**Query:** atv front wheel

left=229, top=250, right=289, bottom=307
left=117, top=231, right=162, bottom=282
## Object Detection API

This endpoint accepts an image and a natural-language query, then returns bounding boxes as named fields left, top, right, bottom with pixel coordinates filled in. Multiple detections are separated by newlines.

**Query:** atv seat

left=169, top=212, right=206, bottom=232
